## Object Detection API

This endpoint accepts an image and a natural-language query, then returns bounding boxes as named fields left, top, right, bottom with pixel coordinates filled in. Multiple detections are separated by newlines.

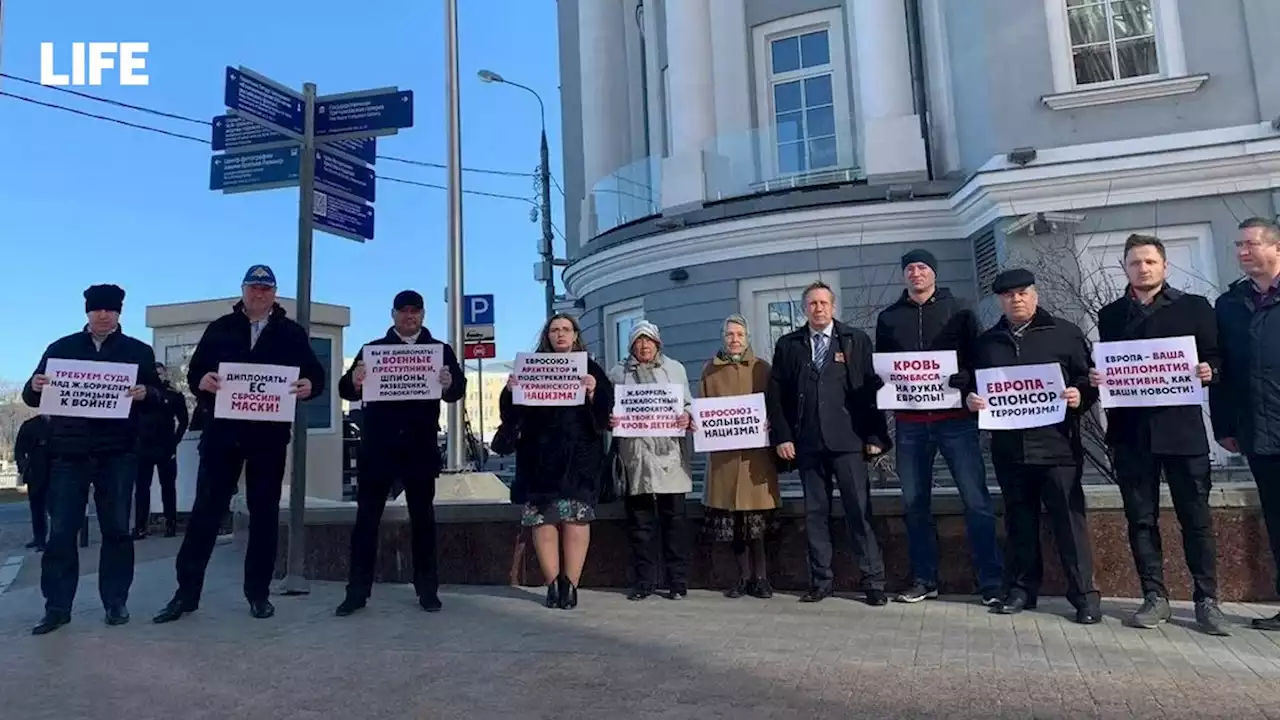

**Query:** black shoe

left=995, top=590, right=1036, bottom=615
left=32, top=611, right=70, bottom=636
left=666, top=587, right=687, bottom=601
left=105, top=605, right=130, bottom=626
left=1130, top=593, right=1171, bottom=629
left=750, top=579, right=773, bottom=599
left=164, top=522, right=177, bottom=538
left=544, top=581, right=560, bottom=608
left=335, top=597, right=366, bottom=617
left=25, top=539, right=44, bottom=550
left=724, top=581, right=748, bottom=599
left=1075, top=600, right=1102, bottom=625
left=980, top=591, right=1003, bottom=608
left=130, top=528, right=148, bottom=540
left=557, top=575, right=578, bottom=609
left=419, top=594, right=443, bottom=613
left=627, top=587, right=653, bottom=601
left=152, top=596, right=198, bottom=624
left=248, top=599, right=275, bottom=619
left=864, top=589, right=889, bottom=607
left=799, top=586, right=833, bottom=603
left=1195, top=599, right=1231, bottom=636
left=895, top=582, right=939, bottom=604
left=1252, top=611, right=1280, bottom=632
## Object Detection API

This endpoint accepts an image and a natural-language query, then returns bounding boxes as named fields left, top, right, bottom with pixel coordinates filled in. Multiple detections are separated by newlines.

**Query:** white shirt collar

left=396, top=330, right=422, bottom=344
left=809, top=323, right=833, bottom=339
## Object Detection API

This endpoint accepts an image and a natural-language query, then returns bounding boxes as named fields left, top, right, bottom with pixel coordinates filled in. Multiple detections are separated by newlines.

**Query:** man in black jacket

left=23, top=283, right=163, bottom=634
left=769, top=281, right=891, bottom=605
left=966, top=269, right=1101, bottom=624
left=1211, top=217, right=1280, bottom=631
left=333, top=290, right=465, bottom=616
left=875, top=249, right=1003, bottom=605
left=154, top=265, right=325, bottom=623
left=15, top=415, right=51, bottom=550
left=1090, top=234, right=1228, bottom=635
left=133, top=362, right=189, bottom=539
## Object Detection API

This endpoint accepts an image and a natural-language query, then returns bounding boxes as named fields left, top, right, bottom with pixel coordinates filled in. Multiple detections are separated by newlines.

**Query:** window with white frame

left=603, top=299, right=644, bottom=368
left=1042, top=0, right=1195, bottom=106
left=753, top=9, right=852, bottom=178
left=738, top=273, right=842, bottom=360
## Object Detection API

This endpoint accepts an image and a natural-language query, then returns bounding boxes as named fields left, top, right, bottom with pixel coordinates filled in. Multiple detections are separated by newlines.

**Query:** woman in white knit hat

left=607, top=321, right=695, bottom=601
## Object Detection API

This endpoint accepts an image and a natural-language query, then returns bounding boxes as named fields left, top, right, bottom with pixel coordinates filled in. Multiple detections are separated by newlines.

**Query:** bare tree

left=0, top=380, right=36, bottom=463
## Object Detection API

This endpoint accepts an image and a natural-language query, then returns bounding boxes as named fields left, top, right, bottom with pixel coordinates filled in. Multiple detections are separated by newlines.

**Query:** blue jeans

left=896, top=417, right=1002, bottom=594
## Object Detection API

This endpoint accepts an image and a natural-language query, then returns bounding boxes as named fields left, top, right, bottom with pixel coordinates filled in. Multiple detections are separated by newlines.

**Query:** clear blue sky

left=0, top=0, right=564, bottom=381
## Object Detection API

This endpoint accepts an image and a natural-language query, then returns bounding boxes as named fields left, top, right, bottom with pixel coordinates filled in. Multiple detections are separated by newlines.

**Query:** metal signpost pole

left=283, top=82, right=318, bottom=595
left=539, top=131, right=555, bottom=317
left=477, top=357, right=484, bottom=447
left=444, top=0, right=466, bottom=471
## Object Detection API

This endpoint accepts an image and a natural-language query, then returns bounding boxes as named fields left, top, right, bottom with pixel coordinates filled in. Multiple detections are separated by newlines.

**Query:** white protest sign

left=361, top=344, right=443, bottom=402
left=214, top=362, right=299, bottom=422
left=513, top=351, right=587, bottom=406
left=692, top=393, right=769, bottom=453
left=613, top=383, right=684, bottom=437
left=1093, top=336, right=1202, bottom=409
left=38, top=358, right=137, bottom=419
left=975, top=363, right=1066, bottom=430
left=873, top=351, right=962, bottom=410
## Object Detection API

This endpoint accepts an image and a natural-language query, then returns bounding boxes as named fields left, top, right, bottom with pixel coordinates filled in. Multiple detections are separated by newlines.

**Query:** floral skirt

left=703, top=508, right=777, bottom=543
left=522, top=498, right=596, bottom=527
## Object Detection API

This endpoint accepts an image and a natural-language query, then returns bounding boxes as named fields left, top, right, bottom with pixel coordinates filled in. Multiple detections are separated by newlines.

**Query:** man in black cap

left=133, top=361, right=189, bottom=539
left=334, top=290, right=466, bottom=615
left=154, top=265, right=325, bottom=623
left=15, top=415, right=52, bottom=551
left=875, top=249, right=1003, bottom=606
left=22, top=283, right=163, bottom=634
left=965, top=268, right=1102, bottom=624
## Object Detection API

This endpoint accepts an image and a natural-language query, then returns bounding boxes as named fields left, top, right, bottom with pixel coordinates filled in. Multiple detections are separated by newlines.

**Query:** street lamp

left=478, top=68, right=556, bottom=319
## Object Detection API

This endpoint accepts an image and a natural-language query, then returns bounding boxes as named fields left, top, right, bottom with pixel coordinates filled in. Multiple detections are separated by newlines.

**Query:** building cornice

left=563, top=123, right=1280, bottom=299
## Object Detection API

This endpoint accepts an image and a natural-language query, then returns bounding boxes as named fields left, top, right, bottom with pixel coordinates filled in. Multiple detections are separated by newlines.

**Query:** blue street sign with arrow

left=314, top=189, right=374, bottom=242
left=321, top=137, right=376, bottom=165
left=212, top=114, right=294, bottom=152
left=314, top=89, right=414, bottom=140
left=314, top=148, right=376, bottom=203
left=224, top=66, right=305, bottom=139
left=210, top=146, right=301, bottom=193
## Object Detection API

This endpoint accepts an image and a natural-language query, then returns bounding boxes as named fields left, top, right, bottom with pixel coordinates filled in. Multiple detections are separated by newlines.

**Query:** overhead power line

left=0, top=90, right=538, bottom=206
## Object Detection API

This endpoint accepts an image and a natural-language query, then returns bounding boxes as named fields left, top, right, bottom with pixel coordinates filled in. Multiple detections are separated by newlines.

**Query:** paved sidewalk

left=3, top=547, right=1280, bottom=719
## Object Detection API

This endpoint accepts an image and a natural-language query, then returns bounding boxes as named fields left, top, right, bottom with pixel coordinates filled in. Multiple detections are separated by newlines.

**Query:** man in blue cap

left=154, top=265, right=325, bottom=623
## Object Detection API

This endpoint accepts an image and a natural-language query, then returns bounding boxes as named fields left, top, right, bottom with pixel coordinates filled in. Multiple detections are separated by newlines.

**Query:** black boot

left=164, top=520, right=177, bottom=538
left=248, top=599, right=275, bottom=619
left=557, top=575, right=577, bottom=609
left=335, top=596, right=366, bottom=617
left=152, top=596, right=198, bottom=624
left=544, top=580, right=560, bottom=609
left=32, top=611, right=70, bottom=636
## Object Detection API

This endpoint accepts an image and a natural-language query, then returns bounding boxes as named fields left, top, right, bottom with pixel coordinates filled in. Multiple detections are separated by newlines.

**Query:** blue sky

left=0, top=0, right=564, bottom=381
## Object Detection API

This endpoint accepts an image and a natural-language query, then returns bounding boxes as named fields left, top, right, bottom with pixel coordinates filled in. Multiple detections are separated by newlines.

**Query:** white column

left=708, top=0, right=751, bottom=193
left=661, top=0, right=716, bottom=209
left=642, top=0, right=664, bottom=160
left=849, top=0, right=928, bottom=182
left=623, top=4, right=648, bottom=162
left=578, top=0, right=632, bottom=191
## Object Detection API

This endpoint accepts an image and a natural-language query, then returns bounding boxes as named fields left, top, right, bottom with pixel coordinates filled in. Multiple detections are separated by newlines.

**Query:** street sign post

left=462, top=342, right=495, bottom=360
left=209, top=64, right=413, bottom=594
left=462, top=293, right=496, bottom=439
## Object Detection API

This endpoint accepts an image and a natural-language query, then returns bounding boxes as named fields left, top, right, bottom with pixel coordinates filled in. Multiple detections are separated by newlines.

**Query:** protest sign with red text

left=38, top=358, right=138, bottom=419
left=975, top=363, right=1066, bottom=430
left=692, top=393, right=769, bottom=453
left=1093, top=336, right=1202, bottom=409
left=613, top=383, right=684, bottom=437
left=362, top=344, right=443, bottom=402
left=873, top=351, right=962, bottom=410
left=214, top=362, right=299, bottom=422
left=513, top=352, right=587, bottom=406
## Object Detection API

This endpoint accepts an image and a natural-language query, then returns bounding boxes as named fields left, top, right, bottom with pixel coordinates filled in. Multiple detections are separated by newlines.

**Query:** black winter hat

left=901, top=249, right=938, bottom=272
left=84, top=284, right=125, bottom=313
left=393, top=290, right=424, bottom=310
left=991, top=268, right=1036, bottom=294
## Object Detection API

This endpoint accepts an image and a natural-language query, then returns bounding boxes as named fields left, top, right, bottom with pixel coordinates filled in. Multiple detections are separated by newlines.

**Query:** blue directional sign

left=464, top=295, right=495, bottom=325
left=321, top=137, right=377, bottom=165
left=212, top=114, right=295, bottom=152
left=314, top=89, right=414, bottom=140
left=314, top=189, right=374, bottom=242
left=314, top=149, right=376, bottom=203
left=224, top=66, right=305, bottom=139
left=210, top=146, right=301, bottom=193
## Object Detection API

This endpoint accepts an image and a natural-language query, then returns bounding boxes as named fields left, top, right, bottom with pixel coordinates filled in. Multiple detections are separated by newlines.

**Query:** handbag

left=490, top=420, right=519, bottom=456
left=597, top=437, right=626, bottom=504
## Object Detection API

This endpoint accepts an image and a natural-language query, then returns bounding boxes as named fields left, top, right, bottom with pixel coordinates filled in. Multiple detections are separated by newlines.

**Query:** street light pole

left=444, top=0, right=466, bottom=471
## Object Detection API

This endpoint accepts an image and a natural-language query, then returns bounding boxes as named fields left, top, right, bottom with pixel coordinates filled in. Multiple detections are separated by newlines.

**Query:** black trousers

left=135, top=454, right=178, bottom=530
left=798, top=450, right=886, bottom=591
left=43, top=453, right=135, bottom=613
left=1113, top=447, right=1217, bottom=601
left=345, top=455, right=439, bottom=601
left=624, top=493, right=690, bottom=591
left=26, top=470, right=49, bottom=544
left=174, top=441, right=286, bottom=604
left=994, top=462, right=1099, bottom=607
left=1249, top=454, right=1280, bottom=596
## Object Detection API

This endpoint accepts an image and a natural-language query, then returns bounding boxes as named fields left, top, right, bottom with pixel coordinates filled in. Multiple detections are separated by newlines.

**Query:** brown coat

left=699, top=352, right=780, bottom=512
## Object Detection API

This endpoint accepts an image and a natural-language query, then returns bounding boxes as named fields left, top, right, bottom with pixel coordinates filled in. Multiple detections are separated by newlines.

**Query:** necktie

left=812, top=333, right=829, bottom=369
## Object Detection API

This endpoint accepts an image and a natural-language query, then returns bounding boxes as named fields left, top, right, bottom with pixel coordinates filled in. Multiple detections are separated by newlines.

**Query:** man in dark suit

left=15, top=415, right=51, bottom=551
left=1091, top=233, right=1228, bottom=635
left=769, top=281, right=891, bottom=605
left=334, top=290, right=465, bottom=616
left=966, top=269, right=1101, bottom=625
left=133, top=362, right=189, bottom=539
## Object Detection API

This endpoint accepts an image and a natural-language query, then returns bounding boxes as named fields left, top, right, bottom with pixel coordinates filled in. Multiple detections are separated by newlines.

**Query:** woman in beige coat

left=700, top=314, right=781, bottom=598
